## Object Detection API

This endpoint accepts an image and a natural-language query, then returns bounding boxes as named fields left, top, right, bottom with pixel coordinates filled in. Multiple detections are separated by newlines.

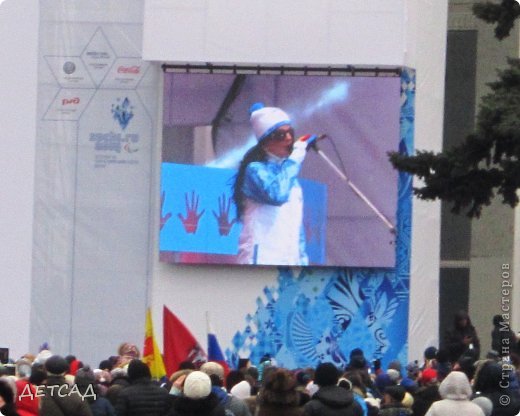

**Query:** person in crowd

left=295, top=368, right=313, bottom=403
left=75, top=365, right=116, bottom=416
left=472, top=396, right=494, bottom=416
left=303, top=362, right=363, bottom=416
left=425, top=371, right=485, bottom=416
left=401, top=361, right=420, bottom=394
left=374, top=372, right=396, bottom=399
left=28, top=364, right=47, bottom=387
left=116, top=344, right=140, bottom=369
left=345, top=350, right=375, bottom=397
left=379, top=385, right=412, bottom=416
left=412, top=368, right=441, bottom=416
left=491, top=315, right=519, bottom=358
left=200, top=361, right=251, bottom=416
left=346, top=349, right=369, bottom=373
left=99, top=360, right=114, bottom=373
left=433, top=348, right=451, bottom=382
left=230, top=378, right=251, bottom=401
left=338, top=373, right=369, bottom=416
left=65, top=355, right=83, bottom=377
left=168, top=369, right=193, bottom=397
left=452, top=353, right=477, bottom=381
left=444, top=310, right=480, bottom=363
left=255, top=368, right=303, bottom=416
left=105, top=368, right=129, bottom=408
left=232, top=103, right=317, bottom=265
left=0, top=377, right=19, bottom=416
left=114, top=359, right=170, bottom=416
left=14, top=359, right=39, bottom=416
left=473, top=360, right=520, bottom=416
left=167, top=371, right=227, bottom=416
left=243, top=366, right=259, bottom=396
left=422, top=347, right=438, bottom=370
left=39, top=354, right=93, bottom=416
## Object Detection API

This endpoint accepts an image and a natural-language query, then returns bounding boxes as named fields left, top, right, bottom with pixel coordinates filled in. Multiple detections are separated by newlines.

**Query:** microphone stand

left=310, top=142, right=396, bottom=234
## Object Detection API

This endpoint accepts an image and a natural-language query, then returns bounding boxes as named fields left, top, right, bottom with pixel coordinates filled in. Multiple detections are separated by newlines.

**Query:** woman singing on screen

left=232, top=103, right=316, bottom=266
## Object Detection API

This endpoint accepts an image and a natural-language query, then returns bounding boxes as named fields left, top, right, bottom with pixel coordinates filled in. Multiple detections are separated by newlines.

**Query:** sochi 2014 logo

left=111, top=97, right=134, bottom=130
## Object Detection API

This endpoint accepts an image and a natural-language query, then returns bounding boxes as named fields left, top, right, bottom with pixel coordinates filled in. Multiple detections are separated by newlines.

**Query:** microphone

left=297, top=134, right=328, bottom=149
left=298, top=134, right=329, bottom=152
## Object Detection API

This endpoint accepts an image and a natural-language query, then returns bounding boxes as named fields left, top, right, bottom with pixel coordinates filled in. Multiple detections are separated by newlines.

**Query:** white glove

left=288, top=140, right=307, bottom=164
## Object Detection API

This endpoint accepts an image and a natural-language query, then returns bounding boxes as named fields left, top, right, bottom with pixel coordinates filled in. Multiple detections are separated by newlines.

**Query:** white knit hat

left=249, top=102, right=291, bottom=142
left=230, top=380, right=251, bottom=400
left=183, top=371, right=212, bottom=399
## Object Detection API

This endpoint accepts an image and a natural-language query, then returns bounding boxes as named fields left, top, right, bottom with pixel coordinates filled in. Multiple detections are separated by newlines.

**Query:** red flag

left=163, top=305, right=207, bottom=376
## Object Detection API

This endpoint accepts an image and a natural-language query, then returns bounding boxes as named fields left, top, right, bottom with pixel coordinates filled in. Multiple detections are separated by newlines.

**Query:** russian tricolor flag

left=207, top=312, right=230, bottom=375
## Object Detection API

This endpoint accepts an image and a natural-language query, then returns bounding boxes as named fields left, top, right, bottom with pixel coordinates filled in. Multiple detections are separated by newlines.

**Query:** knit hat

left=183, top=371, right=212, bottom=399
left=388, top=360, right=402, bottom=373
left=15, top=359, right=32, bottom=378
left=75, top=366, right=96, bottom=387
left=230, top=380, right=251, bottom=399
left=200, top=361, right=224, bottom=380
left=34, top=349, right=53, bottom=365
left=127, top=359, right=151, bottom=382
left=375, top=373, right=395, bottom=392
left=406, top=361, right=420, bottom=378
left=384, top=385, right=406, bottom=402
left=314, top=362, right=339, bottom=387
left=45, top=355, right=69, bottom=375
left=249, top=102, right=291, bottom=142
left=424, top=346, right=438, bottom=360
left=420, top=368, right=438, bottom=385
left=387, top=368, right=401, bottom=383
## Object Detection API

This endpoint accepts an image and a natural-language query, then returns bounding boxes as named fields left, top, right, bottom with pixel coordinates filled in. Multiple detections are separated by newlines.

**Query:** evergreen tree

left=473, top=0, right=520, bottom=40
left=389, top=3, right=520, bottom=217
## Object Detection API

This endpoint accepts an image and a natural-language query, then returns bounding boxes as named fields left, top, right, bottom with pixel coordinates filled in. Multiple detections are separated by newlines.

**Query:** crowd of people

left=1, top=311, right=520, bottom=416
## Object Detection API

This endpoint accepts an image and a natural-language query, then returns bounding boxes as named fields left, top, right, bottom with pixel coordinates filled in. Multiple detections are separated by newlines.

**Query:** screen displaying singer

left=160, top=73, right=400, bottom=267
left=233, top=103, right=319, bottom=265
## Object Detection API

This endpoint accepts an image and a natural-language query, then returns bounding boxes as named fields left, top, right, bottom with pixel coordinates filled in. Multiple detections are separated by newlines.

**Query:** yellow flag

left=142, top=308, right=166, bottom=380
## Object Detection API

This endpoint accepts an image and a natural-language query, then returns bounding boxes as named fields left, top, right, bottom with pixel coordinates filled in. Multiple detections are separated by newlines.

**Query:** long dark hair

left=233, top=143, right=268, bottom=219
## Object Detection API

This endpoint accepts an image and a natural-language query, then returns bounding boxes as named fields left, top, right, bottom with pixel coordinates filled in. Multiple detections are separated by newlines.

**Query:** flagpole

left=205, top=310, right=211, bottom=335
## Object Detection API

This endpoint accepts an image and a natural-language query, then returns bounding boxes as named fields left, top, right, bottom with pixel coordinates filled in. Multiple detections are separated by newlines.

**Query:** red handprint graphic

left=160, top=191, right=172, bottom=230
left=212, top=194, right=237, bottom=236
left=178, top=191, right=205, bottom=234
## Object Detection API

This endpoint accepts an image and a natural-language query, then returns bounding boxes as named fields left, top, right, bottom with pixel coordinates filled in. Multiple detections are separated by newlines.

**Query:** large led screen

left=160, top=72, right=401, bottom=267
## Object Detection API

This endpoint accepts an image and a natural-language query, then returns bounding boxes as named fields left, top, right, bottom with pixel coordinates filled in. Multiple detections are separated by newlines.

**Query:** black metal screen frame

left=162, top=63, right=402, bottom=77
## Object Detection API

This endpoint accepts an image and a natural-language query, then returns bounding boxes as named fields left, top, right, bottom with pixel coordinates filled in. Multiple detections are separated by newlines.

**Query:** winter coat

left=237, top=148, right=308, bottom=266
left=379, top=403, right=413, bottom=416
left=425, top=371, right=484, bottom=416
left=39, top=375, right=93, bottom=416
left=114, top=377, right=171, bottom=416
left=412, top=384, right=441, bottom=416
left=89, top=396, right=116, bottom=416
left=444, top=311, right=480, bottom=362
left=15, top=379, right=39, bottom=416
left=0, top=403, right=20, bottom=416
left=256, top=403, right=304, bottom=416
left=167, top=392, right=227, bottom=416
left=303, top=385, right=363, bottom=416
left=211, top=385, right=251, bottom=416
left=474, top=362, right=520, bottom=416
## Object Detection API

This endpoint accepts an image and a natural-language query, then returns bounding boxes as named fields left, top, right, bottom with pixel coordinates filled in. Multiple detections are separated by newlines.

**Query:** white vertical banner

left=32, top=0, right=158, bottom=364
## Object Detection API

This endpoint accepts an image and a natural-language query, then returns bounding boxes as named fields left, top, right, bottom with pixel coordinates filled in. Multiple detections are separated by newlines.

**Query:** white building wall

left=0, top=0, right=39, bottom=359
